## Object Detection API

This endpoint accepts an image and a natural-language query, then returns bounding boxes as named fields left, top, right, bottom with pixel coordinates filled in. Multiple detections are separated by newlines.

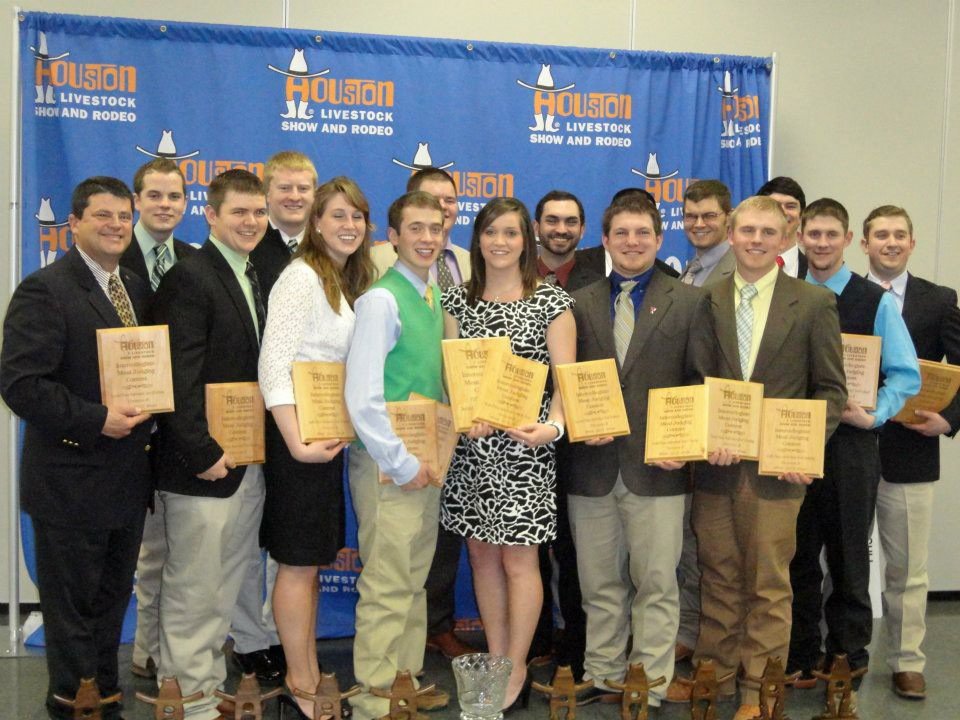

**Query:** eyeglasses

left=683, top=212, right=723, bottom=225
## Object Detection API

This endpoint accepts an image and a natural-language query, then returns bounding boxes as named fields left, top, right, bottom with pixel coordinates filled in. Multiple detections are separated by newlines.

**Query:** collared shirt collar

left=208, top=235, right=249, bottom=276
left=696, top=241, right=731, bottom=272
left=392, top=258, right=431, bottom=295
left=734, top=263, right=779, bottom=295
left=134, top=220, right=173, bottom=258
left=805, top=262, right=851, bottom=295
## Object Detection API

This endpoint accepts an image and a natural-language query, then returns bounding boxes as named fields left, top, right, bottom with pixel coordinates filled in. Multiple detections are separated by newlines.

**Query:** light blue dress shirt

left=806, top=264, right=920, bottom=426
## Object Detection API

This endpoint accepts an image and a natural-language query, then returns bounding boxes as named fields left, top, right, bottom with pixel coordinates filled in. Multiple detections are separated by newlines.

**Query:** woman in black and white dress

left=441, top=197, right=575, bottom=710
left=258, top=176, right=374, bottom=717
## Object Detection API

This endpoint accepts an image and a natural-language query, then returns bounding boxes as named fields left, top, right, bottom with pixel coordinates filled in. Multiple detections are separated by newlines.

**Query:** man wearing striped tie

left=124, top=158, right=196, bottom=682
left=666, top=195, right=847, bottom=720
left=565, top=195, right=709, bottom=715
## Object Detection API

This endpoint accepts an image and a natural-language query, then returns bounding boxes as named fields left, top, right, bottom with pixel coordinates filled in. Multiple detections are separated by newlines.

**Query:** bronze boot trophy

left=604, top=663, right=666, bottom=720
left=53, top=677, right=122, bottom=720
left=743, top=657, right=795, bottom=720
left=293, top=673, right=362, bottom=720
left=370, top=670, right=436, bottom=720
left=215, top=672, right=283, bottom=720
left=810, top=655, right=867, bottom=720
left=136, top=676, right=204, bottom=720
left=532, top=665, right=594, bottom=720
left=669, top=659, right=734, bottom=720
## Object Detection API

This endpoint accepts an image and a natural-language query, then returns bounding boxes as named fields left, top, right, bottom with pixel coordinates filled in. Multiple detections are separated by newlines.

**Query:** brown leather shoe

left=674, top=642, right=694, bottom=663
left=425, top=630, right=479, bottom=659
left=663, top=679, right=691, bottom=703
left=417, top=687, right=450, bottom=711
left=892, top=671, right=926, bottom=699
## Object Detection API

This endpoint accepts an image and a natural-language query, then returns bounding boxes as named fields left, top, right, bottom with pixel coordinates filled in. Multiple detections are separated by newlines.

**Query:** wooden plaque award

left=97, top=325, right=174, bottom=413
left=442, top=336, right=512, bottom=431
left=841, top=333, right=882, bottom=410
left=555, top=359, right=630, bottom=442
left=205, top=382, right=265, bottom=465
left=473, top=348, right=549, bottom=430
left=644, top=378, right=763, bottom=463
left=758, top=398, right=827, bottom=478
left=378, top=398, right=440, bottom=486
left=409, top=392, right=459, bottom=485
left=291, top=361, right=356, bottom=443
left=891, top=358, right=960, bottom=423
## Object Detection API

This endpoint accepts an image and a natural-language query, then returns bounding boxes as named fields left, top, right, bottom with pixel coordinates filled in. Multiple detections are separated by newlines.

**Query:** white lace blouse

left=258, top=258, right=355, bottom=409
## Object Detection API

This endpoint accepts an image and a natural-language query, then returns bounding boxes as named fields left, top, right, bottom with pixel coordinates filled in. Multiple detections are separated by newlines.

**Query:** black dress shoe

left=269, top=643, right=288, bottom=674
left=232, top=648, right=283, bottom=684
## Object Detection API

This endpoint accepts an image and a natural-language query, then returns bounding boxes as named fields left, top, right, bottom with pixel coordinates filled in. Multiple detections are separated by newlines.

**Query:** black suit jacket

left=566, top=270, right=709, bottom=496
left=568, top=245, right=679, bottom=293
left=151, top=241, right=261, bottom=497
left=691, top=272, right=848, bottom=499
left=0, top=247, right=153, bottom=528
left=248, top=226, right=292, bottom=308
left=879, top=274, right=960, bottom=483
left=119, top=230, right=197, bottom=291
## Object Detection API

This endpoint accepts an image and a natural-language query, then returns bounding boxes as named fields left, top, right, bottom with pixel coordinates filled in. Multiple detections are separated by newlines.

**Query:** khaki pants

left=568, top=478, right=684, bottom=706
left=348, top=448, right=440, bottom=720
left=158, top=465, right=265, bottom=720
left=692, top=472, right=802, bottom=705
left=877, top=478, right=934, bottom=673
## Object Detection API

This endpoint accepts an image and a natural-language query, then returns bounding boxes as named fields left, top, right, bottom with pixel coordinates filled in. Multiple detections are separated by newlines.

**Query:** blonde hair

left=264, top=150, right=318, bottom=191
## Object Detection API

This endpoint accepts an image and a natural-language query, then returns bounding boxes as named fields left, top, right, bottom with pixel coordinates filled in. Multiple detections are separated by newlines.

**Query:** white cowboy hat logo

left=391, top=142, right=454, bottom=171
left=136, top=130, right=200, bottom=160
left=630, top=152, right=679, bottom=180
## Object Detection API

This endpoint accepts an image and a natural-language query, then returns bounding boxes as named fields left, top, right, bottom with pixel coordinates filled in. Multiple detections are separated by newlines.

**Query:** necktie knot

left=287, top=236, right=299, bottom=253
left=424, top=287, right=435, bottom=310
left=619, top=280, right=638, bottom=294
left=880, top=280, right=893, bottom=291
left=740, top=283, right=758, bottom=302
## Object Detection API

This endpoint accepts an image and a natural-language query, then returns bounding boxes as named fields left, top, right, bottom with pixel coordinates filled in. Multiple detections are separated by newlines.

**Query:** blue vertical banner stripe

left=17, top=11, right=771, bottom=640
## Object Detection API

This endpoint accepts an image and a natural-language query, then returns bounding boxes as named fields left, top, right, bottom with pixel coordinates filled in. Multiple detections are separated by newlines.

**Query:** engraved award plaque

left=408, top=392, right=459, bottom=487
left=841, top=333, right=882, bottom=410
left=758, top=398, right=827, bottom=478
left=442, top=336, right=512, bottom=431
left=97, top=325, right=174, bottom=413
left=205, top=382, right=265, bottom=465
left=291, top=361, right=356, bottom=443
left=555, top=359, right=630, bottom=442
left=892, top=358, right=960, bottom=423
left=705, top=377, right=764, bottom=460
left=473, top=348, right=549, bottom=431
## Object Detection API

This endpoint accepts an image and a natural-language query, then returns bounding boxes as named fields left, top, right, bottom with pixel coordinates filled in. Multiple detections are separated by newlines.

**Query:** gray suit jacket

left=691, top=271, right=847, bottom=499
left=566, top=269, right=710, bottom=497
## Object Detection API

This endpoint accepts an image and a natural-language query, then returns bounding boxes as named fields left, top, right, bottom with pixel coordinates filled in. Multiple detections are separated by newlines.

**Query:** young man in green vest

left=345, top=191, right=447, bottom=720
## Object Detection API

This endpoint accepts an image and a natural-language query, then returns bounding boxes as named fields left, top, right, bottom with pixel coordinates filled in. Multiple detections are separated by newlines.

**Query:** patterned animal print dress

left=441, top=282, right=574, bottom=545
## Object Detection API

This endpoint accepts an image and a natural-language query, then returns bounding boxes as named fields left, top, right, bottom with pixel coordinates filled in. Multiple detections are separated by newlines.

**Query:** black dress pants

left=32, top=515, right=144, bottom=719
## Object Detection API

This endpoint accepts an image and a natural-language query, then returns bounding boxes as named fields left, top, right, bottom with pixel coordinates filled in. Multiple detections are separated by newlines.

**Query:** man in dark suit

left=666, top=196, right=847, bottom=720
left=235, top=150, right=317, bottom=682
left=152, top=169, right=268, bottom=720
left=757, top=176, right=809, bottom=279
left=566, top=196, right=708, bottom=712
left=861, top=205, right=960, bottom=700
left=788, top=199, right=919, bottom=691
left=125, top=158, right=197, bottom=682
left=120, top=158, right=195, bottom=290
left=248, top=150, right=317, bottom=306
left=1, top=176, right=153, bottom=719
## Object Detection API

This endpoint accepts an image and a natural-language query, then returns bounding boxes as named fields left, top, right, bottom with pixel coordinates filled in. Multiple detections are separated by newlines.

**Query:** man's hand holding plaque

left=378, top=395, right=458, bottom=489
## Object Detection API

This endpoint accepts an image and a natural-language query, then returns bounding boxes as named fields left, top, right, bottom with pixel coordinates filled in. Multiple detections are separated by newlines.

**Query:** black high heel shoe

left=278, top=692, right=311, bottom=720
left=502, top=674, right=532, bottom=716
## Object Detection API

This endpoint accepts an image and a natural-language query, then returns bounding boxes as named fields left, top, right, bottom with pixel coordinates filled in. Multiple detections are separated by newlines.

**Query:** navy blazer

left=0, top=247, right=153, bottom=528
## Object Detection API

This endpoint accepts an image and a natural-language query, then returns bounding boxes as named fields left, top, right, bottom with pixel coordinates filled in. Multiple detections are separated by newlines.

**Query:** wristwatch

left=544, top=420, right=565, bottom=441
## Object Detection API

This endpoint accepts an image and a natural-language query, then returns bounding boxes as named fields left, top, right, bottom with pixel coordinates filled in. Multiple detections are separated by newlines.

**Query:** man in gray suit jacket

left=566, top=196, right=710, bottom=711
left=679, top=179, right=736, bottom=289
left=666, top=196, right=846, bottom=720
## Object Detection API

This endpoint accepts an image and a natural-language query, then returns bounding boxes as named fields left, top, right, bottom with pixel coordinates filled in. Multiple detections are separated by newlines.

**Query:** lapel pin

left=649, top=306, right=657, bottom=314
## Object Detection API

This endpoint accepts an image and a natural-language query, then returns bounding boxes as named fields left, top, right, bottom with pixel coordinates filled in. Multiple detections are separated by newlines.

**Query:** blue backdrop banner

left=17, top=11, right=771, bottom=642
